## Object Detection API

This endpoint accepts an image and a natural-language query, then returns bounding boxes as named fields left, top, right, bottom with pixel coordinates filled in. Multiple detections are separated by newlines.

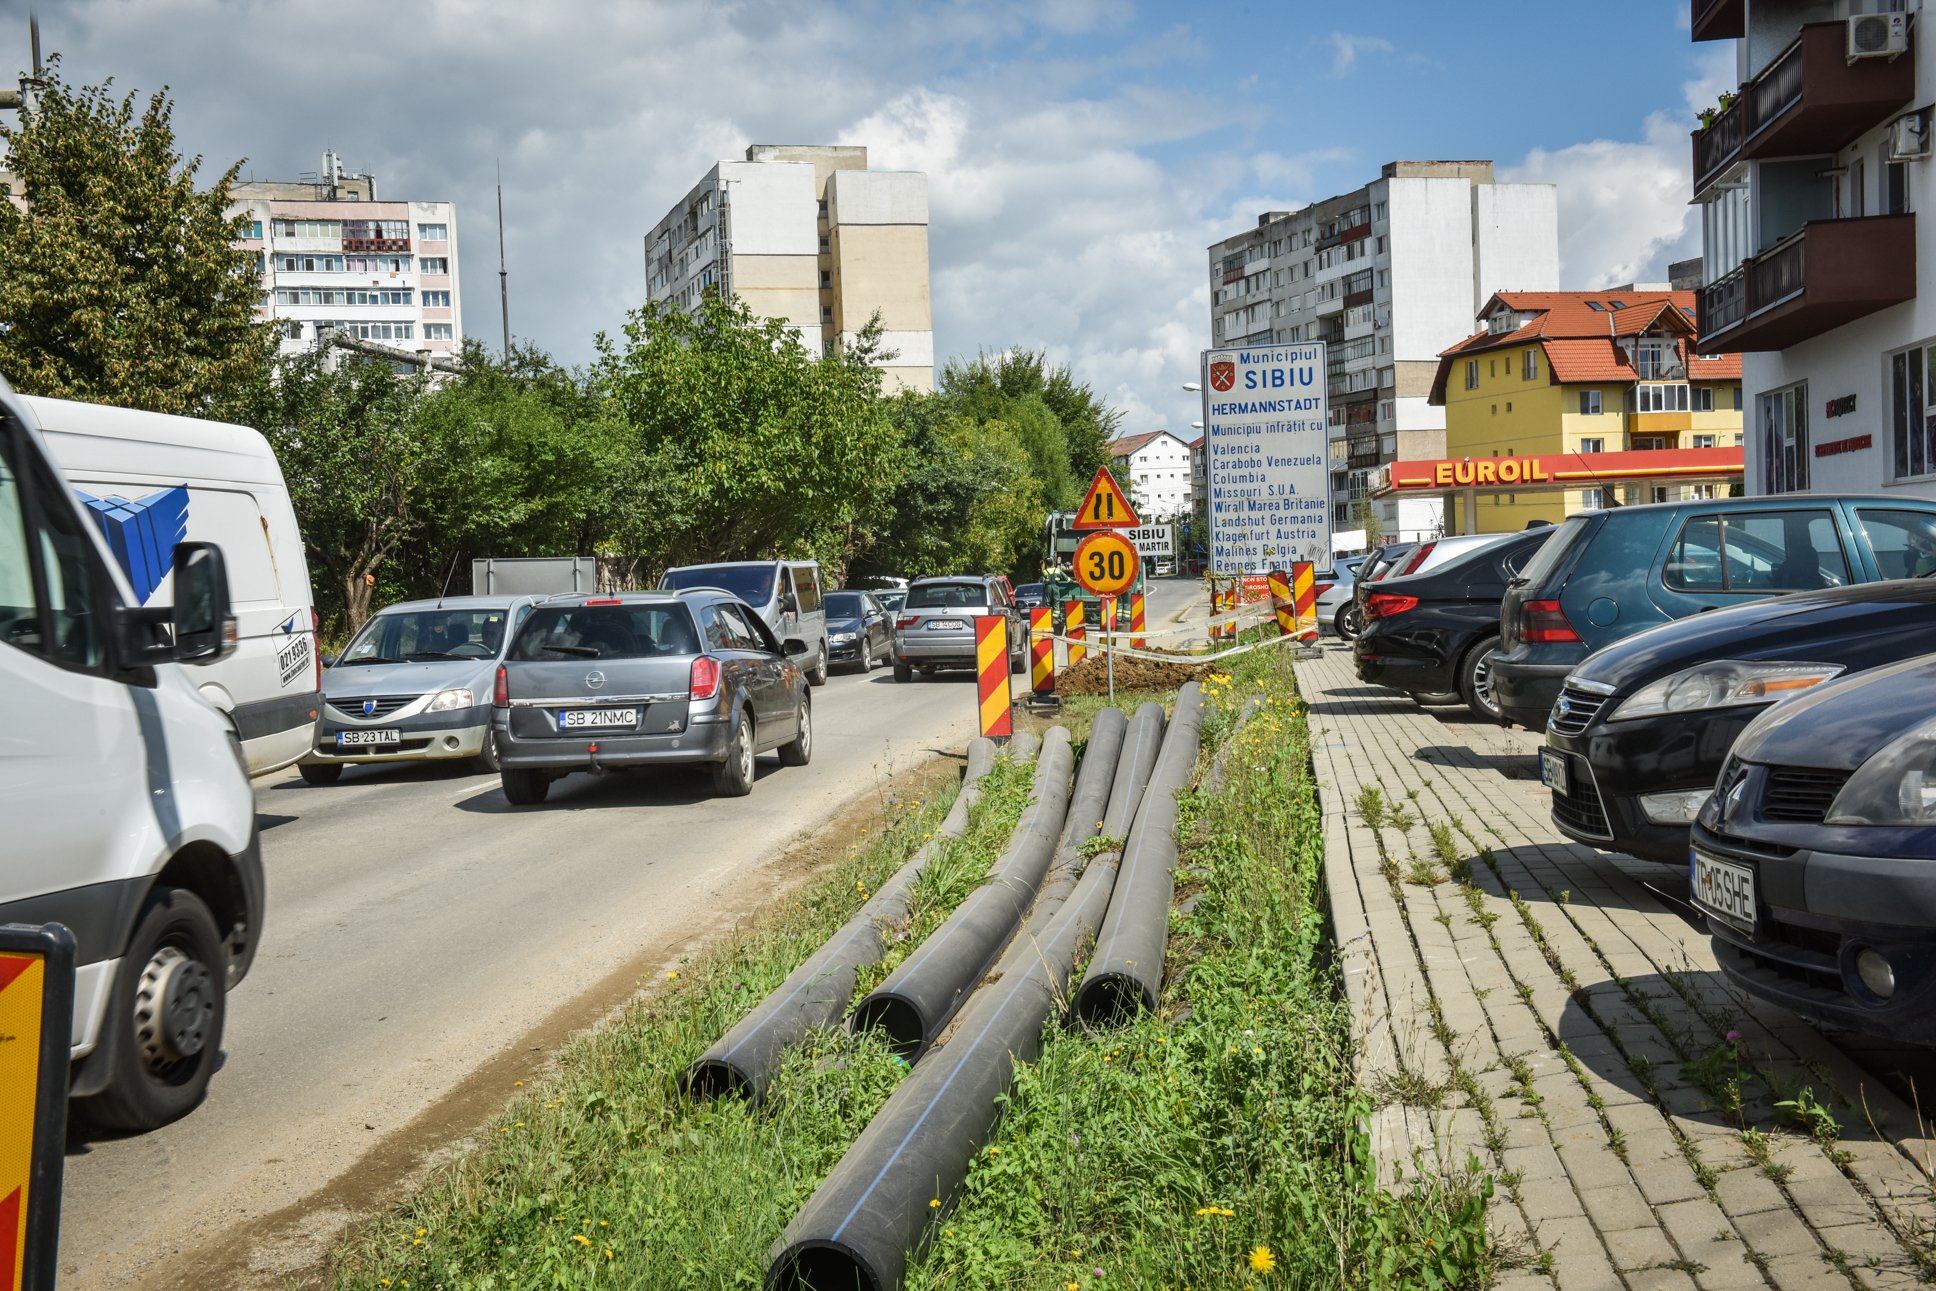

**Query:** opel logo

left=585, top=671, right=605, bottom=690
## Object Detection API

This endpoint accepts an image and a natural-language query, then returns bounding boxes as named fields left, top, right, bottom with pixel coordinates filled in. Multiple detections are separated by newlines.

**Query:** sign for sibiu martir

left=1200, top=342, right=1331, bottom=576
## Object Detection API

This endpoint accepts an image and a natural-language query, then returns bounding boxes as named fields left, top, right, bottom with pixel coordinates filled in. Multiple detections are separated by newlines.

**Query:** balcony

left=1691, top=0, right=1743, bottom=42
left=1698, top=214, right=1914, bottom=352
left=345, top=238, right=410, bottom=253
left=1691, top=23, right=1913, bottom=196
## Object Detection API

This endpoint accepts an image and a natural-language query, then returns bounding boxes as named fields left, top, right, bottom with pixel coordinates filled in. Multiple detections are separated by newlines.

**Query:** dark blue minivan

left=1490, top=496, right=1936, bottom=732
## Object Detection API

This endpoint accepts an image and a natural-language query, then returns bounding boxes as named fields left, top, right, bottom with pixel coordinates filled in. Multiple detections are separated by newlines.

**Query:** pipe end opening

left=679, top=1059, right=755, bottom=1103
left=1073, top=973, right=1149, bottom=1030
left=768, top=1243, right=877, bottom=1291
left=850, top=995, right=925, bottom=1055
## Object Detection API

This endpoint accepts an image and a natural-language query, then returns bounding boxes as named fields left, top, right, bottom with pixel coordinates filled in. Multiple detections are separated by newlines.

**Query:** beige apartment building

left=645, top=145, right=933, bottom=392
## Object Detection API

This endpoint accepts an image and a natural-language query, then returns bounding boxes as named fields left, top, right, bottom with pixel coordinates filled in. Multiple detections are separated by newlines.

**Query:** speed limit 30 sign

left=1073, top=530, right=1139, bottom=598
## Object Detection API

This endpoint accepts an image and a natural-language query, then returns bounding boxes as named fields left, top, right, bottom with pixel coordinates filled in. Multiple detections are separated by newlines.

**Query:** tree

left=938, top=348, right=1123, bottom=496
left=0, top=57, right=274, bottom=412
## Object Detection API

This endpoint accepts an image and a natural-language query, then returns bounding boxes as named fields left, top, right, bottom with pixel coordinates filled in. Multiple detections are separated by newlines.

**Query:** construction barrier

left=1293, top=561, right=1318, bottom=641
left=1063, top=599, right=1085, bottom=667
left=1029, top=606, right=1054, bottom=695
left=0, top=923, right=75, bottom=1291
left=1267, top=569, right=1295, bottom=636
left=975, top=616, right=1013, bottom=739
left=1129, top=592, right=1145, bottom=649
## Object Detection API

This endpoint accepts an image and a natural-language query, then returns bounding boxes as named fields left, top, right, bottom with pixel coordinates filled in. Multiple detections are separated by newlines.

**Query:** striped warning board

left=1293, top=561, right=1318, bottom=641
left=0, top=925, right=73, bottom=1291
left=1029, top=606, right=1054, bottom=695
left=975, top=616, right=1013, bottom=739
left=1130, top=593, right=1145, bottom=649
left=1267, top=569, right=1295, bottom=636
left=1063, top=600, right=1085, bottom=667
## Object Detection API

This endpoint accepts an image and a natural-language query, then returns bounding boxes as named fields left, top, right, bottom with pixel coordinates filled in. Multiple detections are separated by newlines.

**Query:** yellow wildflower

left=573, top=1234, right=590, bottom=1245
left=929, top=1199, right=941, bottom=1208
left=1249, top=1244, right=1277, bottom=1272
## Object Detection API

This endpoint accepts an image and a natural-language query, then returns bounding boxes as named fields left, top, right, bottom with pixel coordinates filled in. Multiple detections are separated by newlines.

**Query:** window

left=819, top=271, right=831, bottom=288
left=1733, top=386, right=1743, bottom=411
left=273, top=219, right=341, bottom=239
left=277, top=255, right=344, bottom=273
left=424, top=324, right=453, bottom=340
left=416, top=223, right=448, bottom=241
left=1636, top=339, right=1672, bottom=378
left=1692, top=434, right=1716, bottom=449
left=421, top=290, right=451, bottom=308
left=1858, top=509, right=1936, bottom=578
left=1635, top=384, right=1690, bottom=413
left=1633, top=435, right=1675, bottom=451
left=1579, top=438, right=1604, bottom=454
left=333, top=321, right=414, bottom=341
left=1523, top=349, right=1538, bottom=380
left=1581, top=488, right=1607, bottom=509
left=1762, top=383, right=1809, bottom=493
left=281, top=320, right=304, bottom=339
left=1665, top=510, right=1848, bottom=592
left=1692, top=387, right=1715, bottom=412
left=1579, top=390, right=1602, bottom=416
left=821, top=305, right=833, bottom=324
left=513, top=604, right=700, bottom=661
left=420, top=257, right=449, bottom=275
left=1892, top=347, right=1936, bottom=479
left=240, top=220, right=262, bottom=240
left=1684, top=484, right=1718, bottom=500
left=1887, top=159, right=1910, bottom=215
left=1375, top=235, right=1387, bottom=255
left=2, top=432, right=107, bottom=670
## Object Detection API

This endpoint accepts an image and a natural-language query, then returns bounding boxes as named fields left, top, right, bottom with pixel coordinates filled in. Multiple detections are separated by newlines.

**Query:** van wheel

left=1460, top=637, right=1504, bottom=723
left=473, top=729, right=502, bottom=774
left=712, top=712, right=756, bottom=796
left=894, top=661, right=912, bottom=683
left=501, top=769, right=550, bottom=805
left=809, top=647, right=828, bottom=687
left=78, top=889, right=227, bottom=1133
left=298, top=762, right=341, bottom=786
left=778, top=699, right=812, bottom=767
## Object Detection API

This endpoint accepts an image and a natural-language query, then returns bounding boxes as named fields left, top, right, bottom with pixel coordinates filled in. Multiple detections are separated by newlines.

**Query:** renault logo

left=1723, top=779, right=1747, bottom=823
left=585, top=671, right=606, bottom=689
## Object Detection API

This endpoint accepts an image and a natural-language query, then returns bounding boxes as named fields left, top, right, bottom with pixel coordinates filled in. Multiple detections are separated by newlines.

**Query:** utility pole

left=496, top=160, right=510, bottom=363
left=1, top=13, right=42, bottom=112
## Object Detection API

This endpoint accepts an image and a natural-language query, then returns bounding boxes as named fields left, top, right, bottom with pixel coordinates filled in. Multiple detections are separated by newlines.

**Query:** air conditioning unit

left=1849, top=12, right=1910, bottom=59
left=1892, top=108, right=1934, bottom=158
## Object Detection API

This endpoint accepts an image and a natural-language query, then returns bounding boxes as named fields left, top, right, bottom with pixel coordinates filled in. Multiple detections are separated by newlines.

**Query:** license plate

left=1692, top=848, right=1756, bottom=933
left=926, top=620, right=966, bottom=631
left=1539, top=748, right=1569, bottom=796
left=559, top=708, right=638, bottom=729
left=336, top=729, right=400, bottom=747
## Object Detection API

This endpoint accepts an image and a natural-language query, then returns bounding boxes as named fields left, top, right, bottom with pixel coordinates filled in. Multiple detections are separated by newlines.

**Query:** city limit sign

left=1201, top=342, right=1330, bottom=575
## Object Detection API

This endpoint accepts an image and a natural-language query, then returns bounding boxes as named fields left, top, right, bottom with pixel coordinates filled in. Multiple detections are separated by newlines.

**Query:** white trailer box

left=472, top=556, right=597, bottom=596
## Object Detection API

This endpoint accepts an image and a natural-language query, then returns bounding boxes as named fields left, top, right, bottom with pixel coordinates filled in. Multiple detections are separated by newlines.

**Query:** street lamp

left=1182, top=382, right=1200, bottom=392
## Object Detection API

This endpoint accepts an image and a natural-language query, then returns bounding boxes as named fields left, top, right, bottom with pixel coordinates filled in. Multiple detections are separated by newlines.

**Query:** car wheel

left=298, top=762, right=342, bottom=785
left=809, top=646, right=829, bottom=687
left=894, top=661, right=912, bottom=683
left=1460, top=636, right=1504, bottom=723
left=472, top=728, right=502, bottom=774
left=1010, top=644, right=1025, bottom=674
left=854, top=638, right=871, bottom=673
left=1414, top=690, right=1462, bottom=706
left=778, top=699, right=812, bottom=766
left=1336, top=603, right=1364, bottom=641
left=712, top=711, right=756, bottom=796
left=501, top=768, right=550, bottom=805
left=77, top=889, right=227, bottom=1132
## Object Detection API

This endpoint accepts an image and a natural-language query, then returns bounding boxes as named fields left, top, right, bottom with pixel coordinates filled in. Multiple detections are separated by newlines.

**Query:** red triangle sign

left=1071, top=467, right=1141, bottom=529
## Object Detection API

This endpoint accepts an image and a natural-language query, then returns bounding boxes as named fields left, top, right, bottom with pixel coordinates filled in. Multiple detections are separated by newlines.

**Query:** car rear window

left=1511, top=515, right=1593, bottom=590
left=1663, top=510, right=1848, bottom=592
left=907, top=581, right=988, bottom=609
left=661, top=564, right=776, bottom=606
left=510, top=604, right=700, bottom=660
left=1857, top=508, right=1936, bottom=579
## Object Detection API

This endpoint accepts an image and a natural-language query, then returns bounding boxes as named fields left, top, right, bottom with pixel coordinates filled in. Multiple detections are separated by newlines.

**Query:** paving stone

left=1619, top=1265, right=1701, bottom=1291
left=1759, top=1252, right=1853, bottom=1290
left=1534, top=1214, right=1626, bottom=1291
left=1601, top=1224, right=1683, bottom=1269
left=1712, top=1164, right=1793, bottom=1218
left=1730, top=1206, right=1826, bottom=1259
left=1578, top=1183, right=1657, bottom=1232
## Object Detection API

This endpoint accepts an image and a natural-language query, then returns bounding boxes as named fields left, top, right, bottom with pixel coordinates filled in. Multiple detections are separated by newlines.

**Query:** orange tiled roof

left=1109, top=431, right=1168, bottom=459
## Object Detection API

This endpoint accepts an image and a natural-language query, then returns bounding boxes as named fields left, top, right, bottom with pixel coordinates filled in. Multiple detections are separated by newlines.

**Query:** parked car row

left=1350, top=493, right=1936, bottom=1047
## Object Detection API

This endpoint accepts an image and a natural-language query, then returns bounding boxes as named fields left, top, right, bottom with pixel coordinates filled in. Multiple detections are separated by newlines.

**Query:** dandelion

left=1249, top=1245, right=1277, bottom=1273
left=415, top=1228, right=426, bottom=1237
left=514, top=1081, right=523, bottom=1087
left=515, top=1122, right=524, bottom=1127
left=600, top=1220, right=609, bottom=1226
left=573, top=1234, right=591, bottom=1245
left=605, top=1250, right=614, bottom=1258
left=668, top=971, right=679, bottom=979
left=929, top=1199, right=941, bottom=1208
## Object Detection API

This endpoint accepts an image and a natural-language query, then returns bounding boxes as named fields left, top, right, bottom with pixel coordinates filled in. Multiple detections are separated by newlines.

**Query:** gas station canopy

left=1370, top=446, right=1743, bottom=499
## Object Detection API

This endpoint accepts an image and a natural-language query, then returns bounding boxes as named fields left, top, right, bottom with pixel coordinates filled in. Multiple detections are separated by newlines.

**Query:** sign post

left=0, top=923, right=73, bottom=1291
left=974, top=617, right=1013, bottom=741
left=1203, top=342, right=1331, bottom=584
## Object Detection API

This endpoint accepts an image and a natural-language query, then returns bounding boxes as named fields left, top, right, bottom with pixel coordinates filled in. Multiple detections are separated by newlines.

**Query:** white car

left=1, top=383, right=261, bottom=1131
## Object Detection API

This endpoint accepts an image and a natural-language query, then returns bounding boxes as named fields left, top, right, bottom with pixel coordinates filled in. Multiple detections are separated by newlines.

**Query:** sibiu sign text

left=1201, top=342, right=1331, bottom=575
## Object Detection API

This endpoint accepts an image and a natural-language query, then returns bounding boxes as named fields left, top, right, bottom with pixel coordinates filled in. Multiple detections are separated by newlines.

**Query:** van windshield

left=661, top=565, right=776, bottom=606
left=908, top=582, right=988, bottom=609
left=340, top=609, right=516, bottom=664
left=1513, top=515, right=1594, bottom=590
left=510, top=604, right=700, bottom=660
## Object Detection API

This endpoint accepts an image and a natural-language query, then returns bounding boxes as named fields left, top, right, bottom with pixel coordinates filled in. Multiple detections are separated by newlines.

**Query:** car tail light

left=1519, top=599, right=1581, bottom=643
left=896, top=615, right=919, bottom=630
left=1398, top=541, right=1437, bottom=576
left=493, top=664, right=509, bottom=707
left=690, top=655, right=721, bottom=700
left=586, top=597, right=621, bottom=605
left=1365, top=593, right=1418, bottom=619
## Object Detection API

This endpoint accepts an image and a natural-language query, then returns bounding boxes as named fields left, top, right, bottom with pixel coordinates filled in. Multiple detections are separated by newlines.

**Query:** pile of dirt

left=1054, top=651, right=1212, bottom=696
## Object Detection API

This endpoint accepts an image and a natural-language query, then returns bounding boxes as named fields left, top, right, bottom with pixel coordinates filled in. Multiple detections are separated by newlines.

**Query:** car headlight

left=426, top=687, right=475, bottom=713
left=1608, top=661, right=1845, bottom=722
left=1827, top=715, right=1936, bottom=825
left=831, top=631, right=857, bottom=643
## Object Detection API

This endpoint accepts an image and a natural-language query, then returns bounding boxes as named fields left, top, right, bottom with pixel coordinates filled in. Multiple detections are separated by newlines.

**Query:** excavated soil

left=1055, top=650, right=1213, bottom=696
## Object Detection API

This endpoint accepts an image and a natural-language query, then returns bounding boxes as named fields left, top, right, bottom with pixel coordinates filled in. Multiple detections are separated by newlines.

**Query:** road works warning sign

left=1071, top=467, right=1140, bottom=530
left=1201, top=343, right=1330, bottom=575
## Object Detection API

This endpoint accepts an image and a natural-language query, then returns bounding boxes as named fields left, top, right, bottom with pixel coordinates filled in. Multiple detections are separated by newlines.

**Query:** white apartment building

left=1205, top=161, right=1558, bottom=542
left=1689, top=2, right=1936, bottom=499
left=1109, top=430, right=1197, bottom=521
left=229, top=152, right=461, bottom=362
left=644, top=145, right=934, bottom=393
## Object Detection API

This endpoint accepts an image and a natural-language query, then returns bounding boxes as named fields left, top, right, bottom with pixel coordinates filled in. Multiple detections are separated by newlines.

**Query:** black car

left=825, top=590, right=893, bottom=672
left=1013, top=582, right=1045, bottom=610
left=1352, top=528, right=1552, bottom=721
left=1543, top=579, right=1936, bottom=865
left=1691, top=653, right=1936, bottom=1045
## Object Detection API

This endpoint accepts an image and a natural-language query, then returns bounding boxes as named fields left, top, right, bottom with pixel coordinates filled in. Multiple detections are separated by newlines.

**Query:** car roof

left=1588, top=494, right=1936, bottom=519
left=536, top=591, right=689, bottom=607
left=376, top=594, right=541, bottom=614
left=910, top=574, right=998, bottom=584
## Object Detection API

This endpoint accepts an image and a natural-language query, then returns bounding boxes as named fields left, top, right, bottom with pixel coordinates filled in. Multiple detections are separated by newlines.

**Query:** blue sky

left=0, top=0, right=1730, bottom=436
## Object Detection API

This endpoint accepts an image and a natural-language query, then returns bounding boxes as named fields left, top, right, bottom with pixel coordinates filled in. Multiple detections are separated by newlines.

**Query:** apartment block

left=644, top=145, right=934, bottom=393
left=1108, top=430, right=1197, bottom=522
left=1205, top=161, right=1558, bottom=542
left=229, top=151, right=461, bottom=361
left=1690, top=0, right=1932, bottom=496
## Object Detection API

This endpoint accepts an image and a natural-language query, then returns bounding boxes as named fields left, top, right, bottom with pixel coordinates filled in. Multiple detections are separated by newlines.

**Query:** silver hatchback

left=891, top=575, right=1025, bottom=682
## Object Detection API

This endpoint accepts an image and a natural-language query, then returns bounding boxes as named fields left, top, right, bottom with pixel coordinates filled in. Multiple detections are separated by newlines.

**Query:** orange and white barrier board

left=975, top=616, right=1013, bottom=739
left=1029, top=606, right=1054, bottom=695
left=1064, top=600, right=1085, bottom=667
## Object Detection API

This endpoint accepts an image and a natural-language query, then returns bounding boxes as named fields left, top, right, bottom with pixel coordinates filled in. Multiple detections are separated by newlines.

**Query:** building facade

left=1430, top=291, right=1744, bottom=532
left=1690, top=2, right=1931, bottom=497
left=1108, top=430, right=1197, bottom=521
left=229, top=152, right=461, bottom=361
left=644, top=145, right=934, bottom=393
left=1205, top=160, right=1559, bottom=543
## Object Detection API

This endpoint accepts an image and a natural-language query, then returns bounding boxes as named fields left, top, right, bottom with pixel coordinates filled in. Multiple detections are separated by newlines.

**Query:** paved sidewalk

left=1299, top=644, right=1936, bottom=1291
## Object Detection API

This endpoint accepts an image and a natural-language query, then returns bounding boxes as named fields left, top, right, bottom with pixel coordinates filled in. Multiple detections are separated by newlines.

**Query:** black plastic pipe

left=1073, top=682, right=1207, bottom=1027
left=1099, top=702, right=1165, bottom=842
left=1029, top=706, right=1127, bottom=922
left=851, top=728, right=1074, bottom=1056
left=766, top=838, right=1125, bottom=1291
left=681, top=735, right=1021, bottom=1101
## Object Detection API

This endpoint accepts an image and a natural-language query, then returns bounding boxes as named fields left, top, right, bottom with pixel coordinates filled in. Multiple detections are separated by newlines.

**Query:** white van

left=658, top=560, right=831, bottom=686
left=23, top=395, right=320, bottom=776
left=0, top=385, right=262, bottom=1131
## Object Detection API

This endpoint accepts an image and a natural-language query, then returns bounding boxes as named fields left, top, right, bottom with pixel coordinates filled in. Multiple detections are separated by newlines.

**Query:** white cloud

left=1329, top=33, right=1394, bottom=77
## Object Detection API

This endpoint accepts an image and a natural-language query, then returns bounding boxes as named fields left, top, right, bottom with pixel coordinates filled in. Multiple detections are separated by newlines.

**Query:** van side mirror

left=782, top=638, right=810, bottom=657
left=781, top=593, right=799, bottom=614
left=172, top=542, right=236, bottom=664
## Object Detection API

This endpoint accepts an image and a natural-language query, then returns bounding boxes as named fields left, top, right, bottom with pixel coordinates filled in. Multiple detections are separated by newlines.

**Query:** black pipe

left=1099, top=702, right=1165, bottom=841
left=850, top=728, right=1074, bottom=1056
left=1073, top=682, right=1207, bottom=1027
left=1027, top=706, right=1127, bottom=926
left=766, top=842, right=1125, bottom=1291
left=681, top=736, right=1017, bottom=1102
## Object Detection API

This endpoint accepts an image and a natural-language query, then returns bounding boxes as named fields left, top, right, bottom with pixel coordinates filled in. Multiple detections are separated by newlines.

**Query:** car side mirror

left=321, top=653, right=340, bottom=668
left=172, top=542, right=236, bottom=664
left=782, top=637, right=810, bottom=656
left=781, top=593, right=799, bottom=614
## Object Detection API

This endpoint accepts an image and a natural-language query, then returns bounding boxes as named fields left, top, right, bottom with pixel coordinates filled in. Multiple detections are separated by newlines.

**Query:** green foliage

left=0, top=57, right=274, bottom=412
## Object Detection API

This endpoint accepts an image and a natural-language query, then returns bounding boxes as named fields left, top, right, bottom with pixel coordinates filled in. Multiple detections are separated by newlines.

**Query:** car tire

left=298, top=762, right=342, bottom=786
left=77, top=888, right=227, bottom=1133
left=1010, top=645, right=1025, bottom=674
left=855, top=638, right=872, bottom=673
left=778, top=699, right=812, bottom=766
left=809, top=646, right=828, bottom=687
left=1459, top=636, right=1504, bottom=723
left=501, top=768, right=550, bottom=805
left=711, top=711, right=756, bottom=796
left=1414, top=690, right=1462, bottom=706
left=1336, top=603, right=1364, bottom=641
left=894, top=661, right=912, bottom=683
left=473, top=728, right=502, bottom=774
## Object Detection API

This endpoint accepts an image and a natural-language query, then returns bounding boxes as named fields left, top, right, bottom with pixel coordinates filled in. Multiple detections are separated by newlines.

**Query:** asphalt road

left=59, top=660, right=993, bottom=1290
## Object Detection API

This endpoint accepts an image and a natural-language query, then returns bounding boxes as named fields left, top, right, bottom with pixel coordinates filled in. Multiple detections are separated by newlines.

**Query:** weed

left=1384, top=806, right=1418, bottom=834
left=1681, top=1038, right=1756, bottom=1125
left=1774, top=1087, right=1841, bottom=1147
left=1076, top=832, right=1124, bottom=860
left=1607, top=1126, right=1628, bottom=1162
left=1354, top=784, right=1388, bottom=830
left=1406, top=854, right=1443, bottom=886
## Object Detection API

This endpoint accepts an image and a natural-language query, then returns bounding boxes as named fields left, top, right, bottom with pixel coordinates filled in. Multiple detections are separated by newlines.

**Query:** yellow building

left=1428, top=291, right=1744, bottom=532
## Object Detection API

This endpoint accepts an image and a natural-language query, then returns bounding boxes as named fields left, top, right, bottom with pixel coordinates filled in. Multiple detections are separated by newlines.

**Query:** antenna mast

left=496, top=160, right=510, bottom=363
